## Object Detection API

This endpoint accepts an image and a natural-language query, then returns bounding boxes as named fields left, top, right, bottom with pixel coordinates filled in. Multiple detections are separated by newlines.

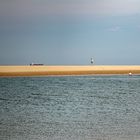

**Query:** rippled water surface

left=0, top=75, right=140, bottom=140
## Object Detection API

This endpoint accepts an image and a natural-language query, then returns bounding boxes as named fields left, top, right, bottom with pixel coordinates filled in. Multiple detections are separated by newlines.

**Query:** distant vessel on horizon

left=91, top=58, right=94, bottom=64
left=30, top=63, right=44, bottom=66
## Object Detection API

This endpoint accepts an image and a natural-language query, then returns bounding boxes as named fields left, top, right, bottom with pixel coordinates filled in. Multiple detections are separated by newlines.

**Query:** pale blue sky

left=0, top=0, right=140, bottom=65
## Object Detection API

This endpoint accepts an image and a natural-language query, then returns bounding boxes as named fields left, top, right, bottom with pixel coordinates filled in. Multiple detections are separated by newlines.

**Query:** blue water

left=0, top=76, right=140, bottom=140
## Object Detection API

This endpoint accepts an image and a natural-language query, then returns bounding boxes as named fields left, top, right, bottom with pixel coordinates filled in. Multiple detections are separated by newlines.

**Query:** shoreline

left=0, top=65, right=140, bottom=77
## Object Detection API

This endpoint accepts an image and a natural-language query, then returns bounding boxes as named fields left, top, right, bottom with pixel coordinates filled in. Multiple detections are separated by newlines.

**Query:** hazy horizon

left=0, top=0, right=140, bottom=65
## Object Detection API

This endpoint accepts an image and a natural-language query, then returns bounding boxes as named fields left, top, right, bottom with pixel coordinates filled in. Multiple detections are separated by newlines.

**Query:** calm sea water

left=0, top=75, right=140, bottom=140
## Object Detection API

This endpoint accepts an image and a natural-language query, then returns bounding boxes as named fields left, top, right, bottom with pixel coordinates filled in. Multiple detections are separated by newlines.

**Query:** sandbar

left=0, top=65, right=140, bottom=76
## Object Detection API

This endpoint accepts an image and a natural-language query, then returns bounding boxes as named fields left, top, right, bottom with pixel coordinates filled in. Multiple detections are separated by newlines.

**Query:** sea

left=0, top=75, right=140, bottom=140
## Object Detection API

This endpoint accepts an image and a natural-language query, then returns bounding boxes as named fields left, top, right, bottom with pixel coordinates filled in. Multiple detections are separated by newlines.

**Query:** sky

left=0, top=0, right=140, bottom=65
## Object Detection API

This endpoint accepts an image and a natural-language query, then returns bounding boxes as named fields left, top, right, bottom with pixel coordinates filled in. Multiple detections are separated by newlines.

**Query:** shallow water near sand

left=0, top=75, right=140, bottom=140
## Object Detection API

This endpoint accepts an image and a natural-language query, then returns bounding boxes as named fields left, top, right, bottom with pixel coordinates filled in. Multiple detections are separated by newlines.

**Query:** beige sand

left=0, top=65, right=140, bottom=76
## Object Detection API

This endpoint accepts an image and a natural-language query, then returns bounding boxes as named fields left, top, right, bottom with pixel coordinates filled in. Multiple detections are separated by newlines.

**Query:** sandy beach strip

left=0, top=65, right=140, bottom=76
